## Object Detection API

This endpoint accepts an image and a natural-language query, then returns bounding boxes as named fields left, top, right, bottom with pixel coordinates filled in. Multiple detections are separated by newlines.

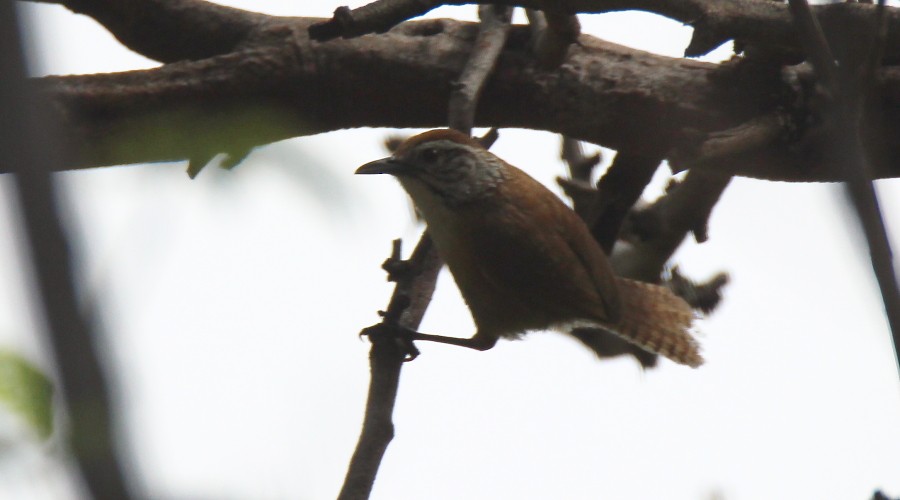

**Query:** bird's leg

left=410, top=331, right=497, bottom=351
left=361, top=324, right=496, bottom=359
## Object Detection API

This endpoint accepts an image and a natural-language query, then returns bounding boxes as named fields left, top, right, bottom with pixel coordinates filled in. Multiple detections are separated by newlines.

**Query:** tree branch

left=308, top=0, right=900, bottom=61
left=26, top=0, right=268, bottom=63
left=528, top=2, right=580, bottom=69
left=340, top=235, right=442, bottom=499
left=588, top=153, right=661, bottom=253
left=556, top=137, right=600, bottom=219
left=447, top=5, right=512, bottom=134
left=789, top=0, right=900, bottom=377
left=1, top=3, right=131, bottom=497
left=20, top=16, right=900, bottom=182
left=611, top=170, right=730, bottom=283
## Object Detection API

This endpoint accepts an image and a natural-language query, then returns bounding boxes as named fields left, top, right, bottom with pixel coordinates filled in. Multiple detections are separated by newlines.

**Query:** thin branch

left=309, top=0, right=443, bottom=40
left=27, top=0, right=267, bottom=63
left=530, top=1, right=581, bottom=69
left=787, top=0, right=836, bottom=87
left=307, top=0, right=701, bottom=43
left=587, top=152, right=661, bottom=253
left=667, top=267, right=730, bottom=314
left=0, top=3, right=131, bottom=498
left=556, top=137, right=601, bottom=219
left=447, top=5, right=513, bottom=135
left=339, top=234, right=442, bottom=500
left=561, top=137, right=599, bottom=183
left=787, top=0, right=900, bottom=377
left=14, top=175, right=133, bottom=499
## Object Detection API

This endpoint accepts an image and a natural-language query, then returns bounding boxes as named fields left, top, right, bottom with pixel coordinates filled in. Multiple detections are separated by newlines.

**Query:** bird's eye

left=419, top=148, right=439, bottom=163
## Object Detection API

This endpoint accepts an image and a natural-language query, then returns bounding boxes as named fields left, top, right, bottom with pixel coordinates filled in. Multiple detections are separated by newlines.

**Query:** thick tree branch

left=25, top=0, right=266, bottom=63
left=20, top=16, right=900, bottom=182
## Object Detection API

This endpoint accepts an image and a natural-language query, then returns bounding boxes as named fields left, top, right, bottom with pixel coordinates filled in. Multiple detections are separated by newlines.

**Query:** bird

left=356, top=129, right=703, bottom=368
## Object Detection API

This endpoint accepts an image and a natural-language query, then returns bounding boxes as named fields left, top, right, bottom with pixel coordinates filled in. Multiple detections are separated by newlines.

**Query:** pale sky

left=1, top=1, right=899, bottom=499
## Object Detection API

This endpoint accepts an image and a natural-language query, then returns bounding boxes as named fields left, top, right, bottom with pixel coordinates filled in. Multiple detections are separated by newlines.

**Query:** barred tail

left=606, top=278, right=703, bottom=368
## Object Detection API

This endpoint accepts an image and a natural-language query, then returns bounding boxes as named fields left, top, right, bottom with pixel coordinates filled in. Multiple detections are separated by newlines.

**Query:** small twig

left=666, top=267, right=730, bottom=315
left=447, top=5, right=512, bottom=135
left=309, top=0, right=443, bottom=41
left=531, top=1, right=581, bottom=69
left=557, top=137, right=601, bottom=218
left=788, top=0, right=837, bottom=88
left=561, top=137, right=599, bottom=183
left=339, top=233, right=442, bottom=500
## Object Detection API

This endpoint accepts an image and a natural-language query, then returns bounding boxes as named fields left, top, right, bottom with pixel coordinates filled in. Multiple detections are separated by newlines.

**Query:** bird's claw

left=359, top=323, right=421, bottom=361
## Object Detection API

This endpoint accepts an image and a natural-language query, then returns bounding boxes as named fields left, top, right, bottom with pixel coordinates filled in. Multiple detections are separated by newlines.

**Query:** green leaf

left=0, top=350, right=53, bottom=439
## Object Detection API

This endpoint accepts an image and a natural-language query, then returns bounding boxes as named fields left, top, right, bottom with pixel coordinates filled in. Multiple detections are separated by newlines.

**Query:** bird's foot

left=360, top=322, right=421, bottom=361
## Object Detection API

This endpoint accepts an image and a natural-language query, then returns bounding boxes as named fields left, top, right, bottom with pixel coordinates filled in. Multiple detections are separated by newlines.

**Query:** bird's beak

left=355, top=158, right=409, bottom=176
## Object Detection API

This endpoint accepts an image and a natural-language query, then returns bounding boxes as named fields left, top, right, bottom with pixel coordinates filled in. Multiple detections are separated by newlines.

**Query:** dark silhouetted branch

left=788, top=0, right=900, bottom=377
left=589, top=153, right=661, bottom=253
left=0, top=3, right=132, bottom=498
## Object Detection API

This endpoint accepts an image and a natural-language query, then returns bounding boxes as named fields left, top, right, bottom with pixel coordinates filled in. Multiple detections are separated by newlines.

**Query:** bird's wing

left=548, top=190, right=622, bottom=324
left=468, top=170, right=621, bottom=324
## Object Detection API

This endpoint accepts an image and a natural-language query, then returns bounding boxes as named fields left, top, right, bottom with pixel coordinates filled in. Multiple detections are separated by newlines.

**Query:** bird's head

left=355, top=129, right=508, bottom=207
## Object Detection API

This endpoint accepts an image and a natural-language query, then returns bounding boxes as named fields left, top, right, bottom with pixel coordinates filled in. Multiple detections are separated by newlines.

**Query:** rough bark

left=19, top=13, right=900, bottom=182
